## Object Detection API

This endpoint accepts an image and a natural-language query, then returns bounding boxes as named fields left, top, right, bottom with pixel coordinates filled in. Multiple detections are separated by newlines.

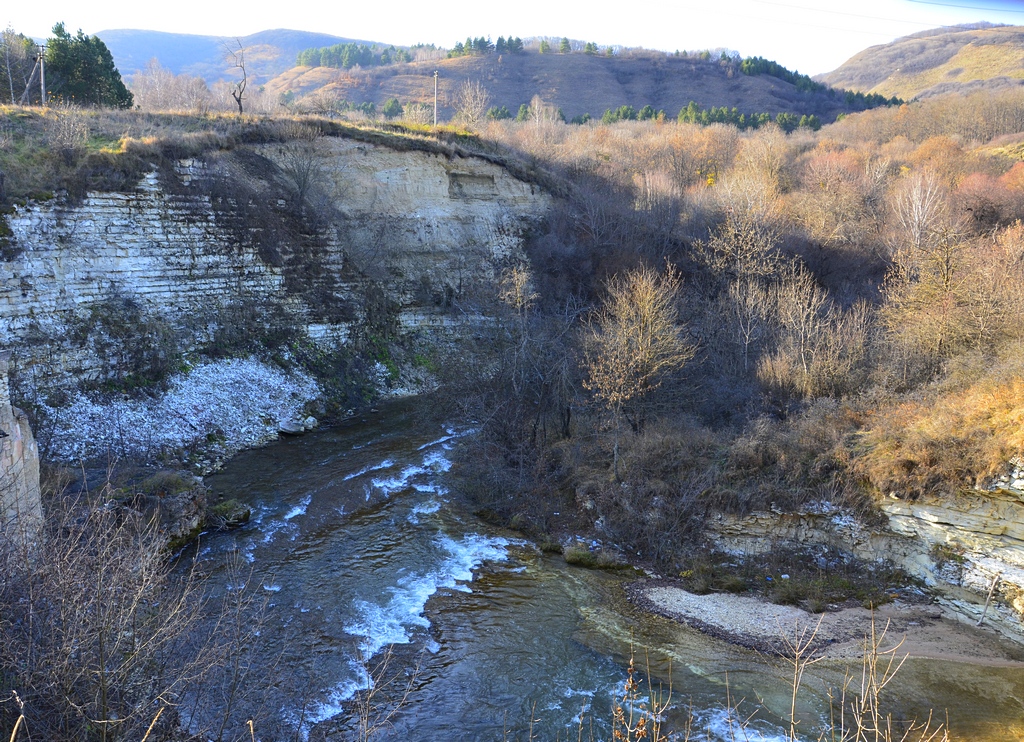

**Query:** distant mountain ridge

left=95, top=28, right=380, bottom=83
left=819, top=23, right=1024, bottom=99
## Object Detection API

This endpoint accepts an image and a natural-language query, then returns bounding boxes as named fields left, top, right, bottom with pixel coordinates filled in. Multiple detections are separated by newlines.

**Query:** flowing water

left=193, top=398, right=1024, bottom=740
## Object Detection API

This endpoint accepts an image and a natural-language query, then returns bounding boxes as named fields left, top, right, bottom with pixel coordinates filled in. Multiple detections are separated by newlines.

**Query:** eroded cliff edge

left=0, top=131, right=552, bottom=465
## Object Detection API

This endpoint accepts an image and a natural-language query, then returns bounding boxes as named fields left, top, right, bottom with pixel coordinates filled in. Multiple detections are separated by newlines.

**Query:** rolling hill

left=95, top=27, right=896, bottom=122
left=95, top=28, right=380, bottom=84
left=819, top=23, right=1024, bottom=100
left=265, top=51, right=863, bottom=123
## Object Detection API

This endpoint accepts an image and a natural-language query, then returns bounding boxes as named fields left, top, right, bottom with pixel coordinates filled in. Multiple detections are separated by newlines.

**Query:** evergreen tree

left=539, top=39, right=551, bottom=54
left=559, top=37, right=571, bottom=54
left=46, top=23, right=132, bottom=108
left=516, top=103, right=531, bottom=121
left=382, top=97, right=403, bottom=119
left=495, top=36, right=507, bottom=54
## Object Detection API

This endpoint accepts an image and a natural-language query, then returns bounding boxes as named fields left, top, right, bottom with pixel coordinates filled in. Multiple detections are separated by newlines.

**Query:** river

left=191, top=398, right=1024, bottom=741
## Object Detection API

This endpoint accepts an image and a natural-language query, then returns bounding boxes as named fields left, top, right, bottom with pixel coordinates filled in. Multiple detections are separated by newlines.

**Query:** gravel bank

left=629, top=580, right=1024, bottom=664
left=38, top=358, right=320, bottom=464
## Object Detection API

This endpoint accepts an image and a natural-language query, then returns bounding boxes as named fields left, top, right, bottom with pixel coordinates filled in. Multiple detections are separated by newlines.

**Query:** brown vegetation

left=265, top=49, right=862, bottom=124
left=0, top=481, right=276, bottom=741
left=441, top=87, right=1024, bottom=575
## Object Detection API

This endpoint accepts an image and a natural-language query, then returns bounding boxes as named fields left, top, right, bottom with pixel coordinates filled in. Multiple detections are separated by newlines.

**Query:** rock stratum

left=708, top=483, right=1024, bottom=640
left=0, top=133, right=551, bottom=463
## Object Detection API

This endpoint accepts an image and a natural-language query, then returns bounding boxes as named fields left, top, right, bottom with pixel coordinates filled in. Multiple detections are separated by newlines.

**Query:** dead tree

left=227, top=40, right=246, bottom=114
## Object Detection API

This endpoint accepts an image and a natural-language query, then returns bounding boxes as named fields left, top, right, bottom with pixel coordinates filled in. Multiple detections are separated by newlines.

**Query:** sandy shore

left=628, top=580, right=1024, bottom=666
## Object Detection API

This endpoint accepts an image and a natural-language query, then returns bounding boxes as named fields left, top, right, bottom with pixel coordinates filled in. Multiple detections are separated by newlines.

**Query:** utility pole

left=38, top=45, right=45, bottom=106
left=18, top=45, right=46, bottom=106
left=433, top=70, right=438, bottom=127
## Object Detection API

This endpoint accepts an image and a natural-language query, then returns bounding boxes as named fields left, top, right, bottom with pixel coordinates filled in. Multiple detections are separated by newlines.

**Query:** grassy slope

left=0, top=107, right=567, bottom=206
left=821, top=24, right=1024, bottom=99
left=265, top=52, right=854, bottom=121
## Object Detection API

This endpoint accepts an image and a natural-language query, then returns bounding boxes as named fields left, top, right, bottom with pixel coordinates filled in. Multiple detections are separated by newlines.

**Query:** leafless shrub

left=452, top=80, right=490, bottom=127
left=45, top=104, right=88, bottom=165
left=0, top=488, right=208, bottom=740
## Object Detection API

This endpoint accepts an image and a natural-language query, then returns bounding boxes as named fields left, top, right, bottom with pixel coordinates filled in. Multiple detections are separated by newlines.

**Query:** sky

left=5, top=0, right=1024, bottom=75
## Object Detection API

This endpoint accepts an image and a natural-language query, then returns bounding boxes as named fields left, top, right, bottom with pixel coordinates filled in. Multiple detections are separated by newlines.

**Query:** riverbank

left=628, top=580, right=1024, bottom=666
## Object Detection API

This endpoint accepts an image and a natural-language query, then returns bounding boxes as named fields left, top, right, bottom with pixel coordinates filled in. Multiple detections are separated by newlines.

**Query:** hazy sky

left=5, top=0, right=1024, bottom=75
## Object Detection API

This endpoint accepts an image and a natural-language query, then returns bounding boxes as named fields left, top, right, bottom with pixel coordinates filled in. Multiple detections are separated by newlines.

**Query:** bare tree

left=1, top=26, right=34, bottom=105
left=727, top=277, right=772, bottom=373
left=583, top=265, right=695, bottom=477
left=0, top=490, right=210, bottom=741
left=697, top=210, right=782, bottom=283
left=892, top=171, right=948, bottom=260
left=277, top=122, right=328, bottom=218
left=453, top=80, right=489, bottom=127
left=295, top=90, right=344, bottom=117
left=226, top=40, right=247, bottom=114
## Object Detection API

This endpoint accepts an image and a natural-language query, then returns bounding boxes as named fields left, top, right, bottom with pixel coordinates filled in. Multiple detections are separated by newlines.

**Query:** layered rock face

left=709, top=488, right=1024, bottom=639
left=0, top=351, right=41, bottom=540
left=0, top=140, right=549, bottom=383
left=0, top=137, right=550, bottom=461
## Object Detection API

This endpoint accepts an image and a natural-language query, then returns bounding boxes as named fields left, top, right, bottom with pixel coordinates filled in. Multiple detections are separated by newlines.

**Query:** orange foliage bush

left=855, top=375, right=1024, bottom=499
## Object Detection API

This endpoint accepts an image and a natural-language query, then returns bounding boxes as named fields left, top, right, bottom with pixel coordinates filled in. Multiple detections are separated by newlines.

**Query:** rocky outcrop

left=708, top=490, right=1024, bottom=641
left=0, top=351, right=42, bottom=540
left=0, top=136, right=551, bottom=462
left=1, top=141, right=548, bottom=381
left=130, top=470, right=208, bottom=549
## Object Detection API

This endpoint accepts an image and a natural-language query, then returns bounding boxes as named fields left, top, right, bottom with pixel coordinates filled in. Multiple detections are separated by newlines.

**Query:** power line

left=748, top=0, right=938, bottom=28
left=906, top=0, right=1024, bottom=14
left=704, top=9, right=910, bottom=40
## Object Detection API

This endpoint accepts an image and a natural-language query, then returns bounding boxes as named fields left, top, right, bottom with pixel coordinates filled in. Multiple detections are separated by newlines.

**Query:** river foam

left=344, top=532, right=513, bottom=657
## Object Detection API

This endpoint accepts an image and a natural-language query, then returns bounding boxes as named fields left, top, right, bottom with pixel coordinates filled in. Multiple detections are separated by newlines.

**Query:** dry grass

left=0, top=105, right=568, bottom=204
left=855, top=369, right=1024, bottom=499
left=821, top=24, right=1024, bottom=100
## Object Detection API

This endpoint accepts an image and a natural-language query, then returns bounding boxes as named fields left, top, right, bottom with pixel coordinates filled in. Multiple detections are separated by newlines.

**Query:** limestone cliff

left=708, top=485, right=1024, bottom=640
left=0, top=134, right=551, bottom=462
left=0, top=351, right=41, bottom=539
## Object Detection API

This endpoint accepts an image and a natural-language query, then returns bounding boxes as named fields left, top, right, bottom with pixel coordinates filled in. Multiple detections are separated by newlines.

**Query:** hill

left=819, top=23, right=1024, bottom=100
left=265, top=51, right=865, bottom=123
left=95, top=28, right=380, bottom=84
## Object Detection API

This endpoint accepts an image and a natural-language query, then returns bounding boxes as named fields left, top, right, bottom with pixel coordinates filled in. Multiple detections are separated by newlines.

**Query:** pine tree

left=46, top=23, right=132, bottom=108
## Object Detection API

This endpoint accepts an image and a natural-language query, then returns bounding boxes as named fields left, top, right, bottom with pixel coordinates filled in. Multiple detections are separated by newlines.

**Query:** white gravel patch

left=646, top=586, right=811, bottom=639
left=40, top=358, right=320, bottom=462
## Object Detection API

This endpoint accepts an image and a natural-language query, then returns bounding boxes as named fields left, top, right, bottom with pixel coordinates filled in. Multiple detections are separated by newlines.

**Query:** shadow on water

left=188, top=398, right=1024, bottom=741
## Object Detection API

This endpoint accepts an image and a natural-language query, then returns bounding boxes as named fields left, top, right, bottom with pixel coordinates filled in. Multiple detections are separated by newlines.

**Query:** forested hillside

left=266, top=46, right=894, bottom=124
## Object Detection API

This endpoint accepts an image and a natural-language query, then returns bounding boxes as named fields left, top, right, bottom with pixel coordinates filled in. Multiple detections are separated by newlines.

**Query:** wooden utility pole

left=17, top=45, right=46, bottom=106
left=38, top=45, right=45, bottom=105
left=433, top=70, right=438, bottom=127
